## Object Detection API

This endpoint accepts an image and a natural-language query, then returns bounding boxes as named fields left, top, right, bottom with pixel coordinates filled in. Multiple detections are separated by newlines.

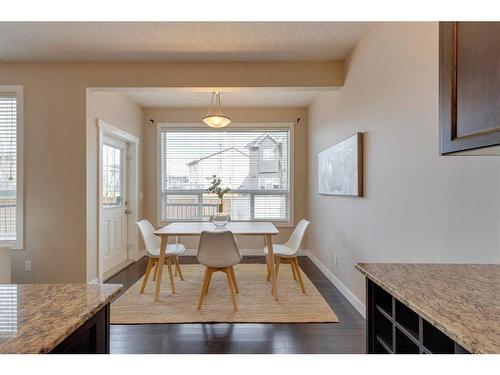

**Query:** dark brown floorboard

left=106, top=256, right=366, bottom=354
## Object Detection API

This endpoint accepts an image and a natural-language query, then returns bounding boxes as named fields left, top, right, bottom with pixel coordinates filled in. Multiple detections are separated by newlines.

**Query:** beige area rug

left=111, top=264, right=339, bottom=324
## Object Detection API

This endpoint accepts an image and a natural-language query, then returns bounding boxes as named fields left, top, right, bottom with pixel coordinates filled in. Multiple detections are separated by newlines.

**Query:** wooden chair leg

left=140, top=258, right=154, bottom=294
left=229, top=266, right=239, bottom=293
left=203, top=268, right=213, bottom=295
left=152, top=260, right=158, bottom=281
left=174, top=255, right=184, bottom=280
left=291, top=261, right=297, bottom=281
left=292, top=257, right=306, bottom=294
left=225, top=267, right=238, bottom=311
left=166, top=256, right=176, bottom=294
left=275, top=257, right=281, bottom=278
left=198, top=268, right=210, bottom=310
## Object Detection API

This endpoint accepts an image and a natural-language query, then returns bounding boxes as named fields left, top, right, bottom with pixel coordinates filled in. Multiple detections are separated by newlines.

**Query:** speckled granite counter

left=356, top=263, right=500, bottom=354
left=0, top=283, right=122, bottom=354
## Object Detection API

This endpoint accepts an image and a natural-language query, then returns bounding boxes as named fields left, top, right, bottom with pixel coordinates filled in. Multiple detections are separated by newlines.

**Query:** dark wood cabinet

left=439, top=22, right=500, bottom=155
left=366, top=279, right=469, bottom=354
left=50, top=304, right=110, bottom=354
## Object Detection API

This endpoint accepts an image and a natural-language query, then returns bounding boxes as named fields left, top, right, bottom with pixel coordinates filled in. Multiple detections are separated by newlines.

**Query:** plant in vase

left=207, top=175, right=231, bottom=227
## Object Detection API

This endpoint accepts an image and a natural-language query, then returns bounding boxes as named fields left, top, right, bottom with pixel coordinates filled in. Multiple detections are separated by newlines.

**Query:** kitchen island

left=0, top=283, right=121, bottom=354
left=356, top=263, right=500, bottom=354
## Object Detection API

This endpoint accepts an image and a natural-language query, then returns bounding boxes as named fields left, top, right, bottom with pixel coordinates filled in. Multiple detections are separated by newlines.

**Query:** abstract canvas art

left=318, top=133, right=363, bottom=197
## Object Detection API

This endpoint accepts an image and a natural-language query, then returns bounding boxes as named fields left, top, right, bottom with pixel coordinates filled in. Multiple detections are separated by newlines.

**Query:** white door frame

left=97, top=119, right=140, bottom=283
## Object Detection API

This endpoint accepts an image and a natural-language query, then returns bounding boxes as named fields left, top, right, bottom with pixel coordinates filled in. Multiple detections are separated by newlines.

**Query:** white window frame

left=157, top=122, right=295, bottom=228
left=0, top=86, right=24, bottom=249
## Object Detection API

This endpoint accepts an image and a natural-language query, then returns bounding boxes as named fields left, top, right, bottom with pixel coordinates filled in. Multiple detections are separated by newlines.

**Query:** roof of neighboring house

left=187, top=147, right=249, bottom=166
left=245, top=133, right=282, bottom=149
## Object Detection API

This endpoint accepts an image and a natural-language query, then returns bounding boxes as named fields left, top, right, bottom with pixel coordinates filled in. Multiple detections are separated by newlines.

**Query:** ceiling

left=121, top=88, right=328, bottom=108
left=0, top=22, right=371, bottom=62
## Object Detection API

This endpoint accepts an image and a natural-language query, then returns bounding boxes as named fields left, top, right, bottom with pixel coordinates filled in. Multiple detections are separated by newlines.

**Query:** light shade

left=202, top=115, right=232, bottom=128
left=203, top=91, right=231, bottom=128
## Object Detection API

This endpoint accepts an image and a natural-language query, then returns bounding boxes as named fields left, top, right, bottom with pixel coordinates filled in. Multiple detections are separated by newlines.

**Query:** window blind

left=160, top=128, right=290, bottom=222
left=0, top=94, right=17, bottom=241
left=0, top=285, right=17, bottom=335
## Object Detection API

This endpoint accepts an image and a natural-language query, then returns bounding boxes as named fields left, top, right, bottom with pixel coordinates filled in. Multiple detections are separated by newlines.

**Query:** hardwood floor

left=106, top=256, right=366, bottom=354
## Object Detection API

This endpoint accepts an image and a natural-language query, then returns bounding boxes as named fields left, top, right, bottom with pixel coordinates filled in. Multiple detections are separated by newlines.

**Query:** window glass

left=160, top=129, right=290, bottom=221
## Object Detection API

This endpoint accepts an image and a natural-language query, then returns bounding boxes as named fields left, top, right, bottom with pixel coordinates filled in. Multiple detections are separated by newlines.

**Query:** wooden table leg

left=154, top=234, right=168, bottom=301
left=266, top=234, right=278, bottom=300
left=265, top=252, right=271, bottom=281
left=166, top=256, right=175, bottom=294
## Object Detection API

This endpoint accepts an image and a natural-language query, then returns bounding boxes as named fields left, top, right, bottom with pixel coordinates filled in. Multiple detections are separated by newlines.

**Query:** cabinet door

left=439, top=22, right=500, bottom=154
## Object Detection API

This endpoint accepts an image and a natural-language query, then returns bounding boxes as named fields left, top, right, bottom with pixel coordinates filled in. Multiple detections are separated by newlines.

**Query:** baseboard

left=180, top=249, right=308, bottom=257
left=181, top=248, right=261, bottom=256
left=88, top=278, right=99, bottom=285
left=134, top=250, right=145, bottom=262
left=302, top=250, right=366, bottom=318
left=103, top=260, right=134, bottom=282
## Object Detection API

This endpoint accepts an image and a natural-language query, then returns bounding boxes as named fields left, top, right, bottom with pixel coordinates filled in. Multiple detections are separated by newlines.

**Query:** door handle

left=125, top=209, right=133, bottom=214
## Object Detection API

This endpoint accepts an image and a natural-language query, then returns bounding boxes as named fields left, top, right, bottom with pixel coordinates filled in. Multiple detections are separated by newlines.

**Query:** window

left=259, top=177, right=280, bottom=190
left=102, top=143, right=124, bottom=207
left=159, top=127, right=291, bottom=223
left=0, top=87, right=23, bottom=248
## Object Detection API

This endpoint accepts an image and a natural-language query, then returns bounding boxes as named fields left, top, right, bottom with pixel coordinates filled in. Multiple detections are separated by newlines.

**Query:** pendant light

left=202, top=91, right=231, bottom=128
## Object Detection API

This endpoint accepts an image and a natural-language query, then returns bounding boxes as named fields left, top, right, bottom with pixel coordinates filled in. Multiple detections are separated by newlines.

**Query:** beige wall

left=142, top=107, right=308, bottom=250
left=307, top=22, right=500, bottom=308
left=85, top=90, right=143, bottom=282
left=0, top=61, right=336, bottom=283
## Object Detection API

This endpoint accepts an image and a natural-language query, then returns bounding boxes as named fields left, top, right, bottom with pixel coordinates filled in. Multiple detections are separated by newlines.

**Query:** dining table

left=153, top=221, right=280, bottom=301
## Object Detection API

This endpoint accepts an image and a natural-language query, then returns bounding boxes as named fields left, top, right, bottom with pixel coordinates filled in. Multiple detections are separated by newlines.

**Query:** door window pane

left=102, top=144, right=123, bottom=207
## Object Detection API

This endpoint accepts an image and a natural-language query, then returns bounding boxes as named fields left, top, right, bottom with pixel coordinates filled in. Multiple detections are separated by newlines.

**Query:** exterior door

left=101, top=135, right=128, bottom=276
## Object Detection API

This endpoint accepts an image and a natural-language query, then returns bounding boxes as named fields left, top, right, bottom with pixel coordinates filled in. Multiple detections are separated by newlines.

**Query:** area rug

left=111, top=264, right=339, bottom=324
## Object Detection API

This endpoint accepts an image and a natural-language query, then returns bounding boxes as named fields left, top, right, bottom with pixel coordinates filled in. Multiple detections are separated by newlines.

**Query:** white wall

left=307, top=22, right=500, bottom=309
left=86, top=90, right=143, bottom=282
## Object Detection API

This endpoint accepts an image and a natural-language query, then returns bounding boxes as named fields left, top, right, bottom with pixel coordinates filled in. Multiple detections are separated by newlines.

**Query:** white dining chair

left=136, top=220, right=185, bottom=294
left=264, top=219, right=310, bottom=294
left=196, top=230, right=242, bottom=311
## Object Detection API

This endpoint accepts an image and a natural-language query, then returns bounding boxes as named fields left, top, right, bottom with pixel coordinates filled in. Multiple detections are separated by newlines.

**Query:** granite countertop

left=0, top=283, right=122, bottom=354
left=356, top=263, right=500, bottom=354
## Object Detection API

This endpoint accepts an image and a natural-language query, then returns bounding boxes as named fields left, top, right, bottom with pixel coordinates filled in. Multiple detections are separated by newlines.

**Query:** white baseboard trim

left=180, top=249, right=308, bottom=257
left=181, top=248, right=257, bottom=256
left=134, top=250, right=145, bottom=262
left=103, top=260, right=134, bottom=282
left=302, top=250, right=366, bottom=318
left=88, top=278, right=99, bottom=285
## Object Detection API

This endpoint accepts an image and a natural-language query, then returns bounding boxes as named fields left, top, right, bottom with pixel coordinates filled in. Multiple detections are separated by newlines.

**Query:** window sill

left=157, top=220, right=295, bottom=229
left=0, top=241, right=23, bottom=250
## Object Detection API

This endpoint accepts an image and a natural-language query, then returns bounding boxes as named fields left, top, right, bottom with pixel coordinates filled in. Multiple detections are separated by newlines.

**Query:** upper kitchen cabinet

left=439, top=22, right=500, bottom=155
